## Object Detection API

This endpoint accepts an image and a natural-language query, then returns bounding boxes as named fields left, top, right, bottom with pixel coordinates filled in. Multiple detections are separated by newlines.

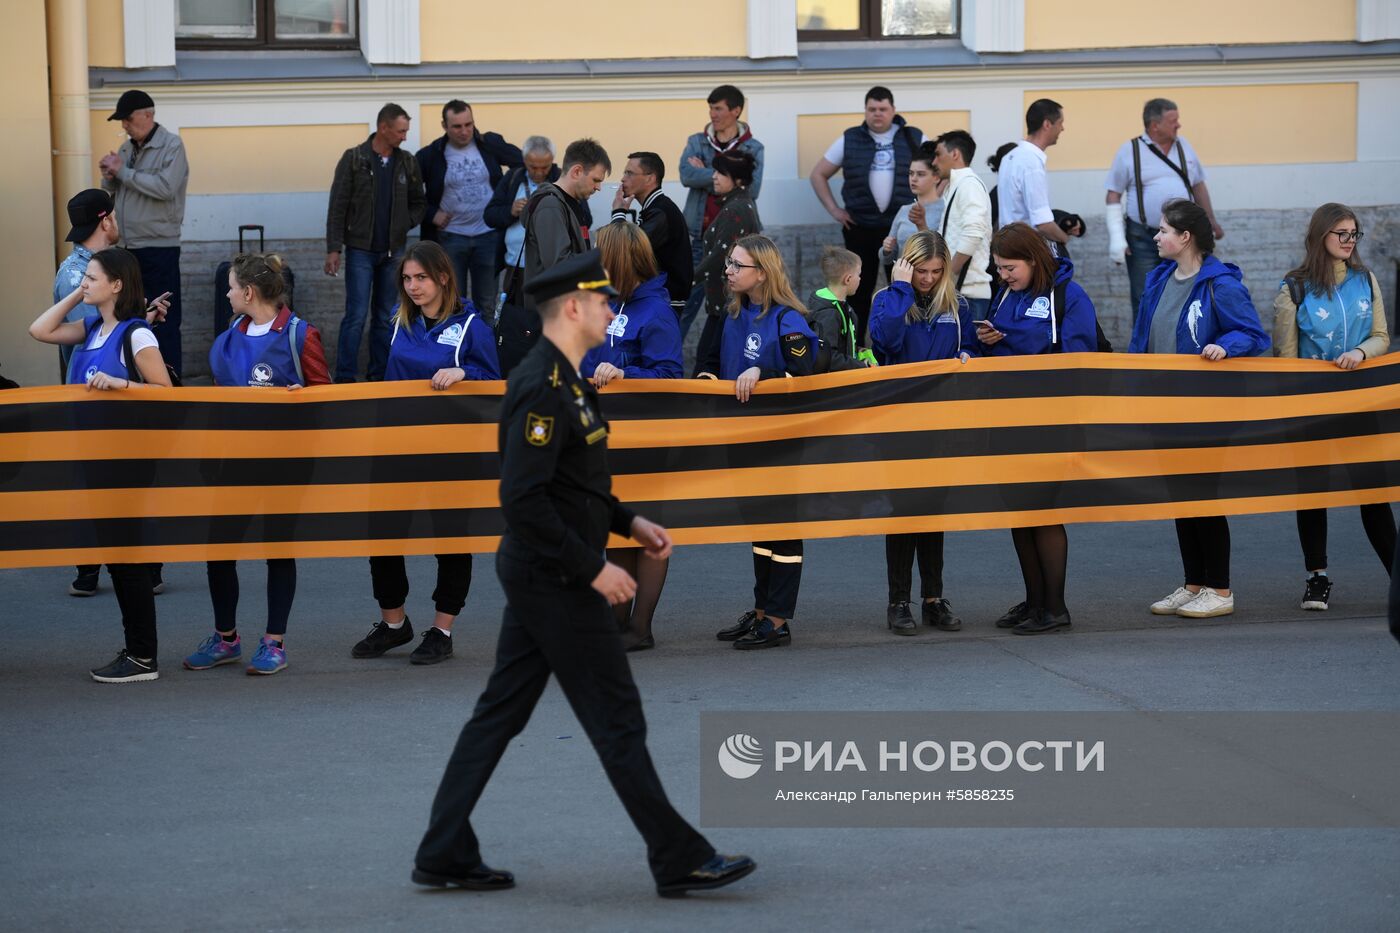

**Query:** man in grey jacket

left=99, top=89, right=189, bottom=375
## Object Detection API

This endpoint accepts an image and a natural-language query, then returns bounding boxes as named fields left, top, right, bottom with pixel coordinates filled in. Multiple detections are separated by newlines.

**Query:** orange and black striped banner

left=3, top=353, right=1400, bottom=569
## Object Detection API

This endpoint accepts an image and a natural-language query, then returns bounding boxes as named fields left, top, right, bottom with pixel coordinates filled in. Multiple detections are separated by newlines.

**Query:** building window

left=176, top=0, right=358, bottom=48
left=797, top=0, right=957, bottom=40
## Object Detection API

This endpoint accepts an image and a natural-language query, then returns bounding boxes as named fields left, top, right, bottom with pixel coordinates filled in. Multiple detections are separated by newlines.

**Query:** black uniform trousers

left=416, top=554, right=715, bottom=882
left=752, top=540, right=803, bottom=619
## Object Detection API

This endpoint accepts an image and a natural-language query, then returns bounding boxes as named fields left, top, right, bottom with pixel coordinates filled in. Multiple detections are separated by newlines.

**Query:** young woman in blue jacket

left=1272, top=202, right=1393, bottom=612
left=28, top=247, right=173, bottom=683
left=869, top=230, right=975, bottom=635
left=1129, top=199, right=1269, bottom=621
left=350, top=241, right=501, bottom=666
left=698, top=234, right=816, bottom=650
left=584, top=221, right=684, bottom=651
left=184, top=253, right=330, bottom=677
left=978, top=223, right=1099, bottom=634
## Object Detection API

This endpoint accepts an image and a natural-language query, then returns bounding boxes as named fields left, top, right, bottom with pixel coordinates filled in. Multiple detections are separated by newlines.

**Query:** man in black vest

left=611, top=151, right=694, bottom=309
left=809, top=86, right=923, bottom=343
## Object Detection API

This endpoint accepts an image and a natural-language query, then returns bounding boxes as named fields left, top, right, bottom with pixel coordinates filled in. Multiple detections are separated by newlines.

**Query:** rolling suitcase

left=212, top=225, right=297, bottom=336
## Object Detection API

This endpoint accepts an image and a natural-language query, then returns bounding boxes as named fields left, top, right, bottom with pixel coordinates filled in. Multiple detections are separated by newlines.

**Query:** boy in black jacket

left=808, top=247, right=874, bottom=372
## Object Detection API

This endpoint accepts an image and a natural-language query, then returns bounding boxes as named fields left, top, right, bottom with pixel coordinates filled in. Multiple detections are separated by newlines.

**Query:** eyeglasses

left=724, top=259, right=758, bottom=271
left=1328, top=229, right=1364, bottom=244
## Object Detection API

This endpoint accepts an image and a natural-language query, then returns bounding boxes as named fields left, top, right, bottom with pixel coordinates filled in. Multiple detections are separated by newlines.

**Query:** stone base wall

left=173, top=206, right=1399, bottom=382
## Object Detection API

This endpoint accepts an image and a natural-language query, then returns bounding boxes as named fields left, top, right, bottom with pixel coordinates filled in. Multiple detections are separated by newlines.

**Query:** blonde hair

left=818, top=246, right=860, bottom=286
left=395, top=241, right=460, bottom=330
left=726, top=235, right=808, bottom=319
left=597, top=221, right=659, bottom=299
left=898, top=230, right=959, bottom=324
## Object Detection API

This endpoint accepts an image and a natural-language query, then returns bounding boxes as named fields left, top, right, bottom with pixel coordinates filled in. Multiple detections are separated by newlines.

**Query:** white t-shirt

left=824, top=125, right=923, bottom=214
left=245, top=318, right=274, bottom=337
left=85, top=319, right=160, bottom=369
left=441, top=142, right=493, bottom=236
left=1105, top=134, right=1206, bottom=227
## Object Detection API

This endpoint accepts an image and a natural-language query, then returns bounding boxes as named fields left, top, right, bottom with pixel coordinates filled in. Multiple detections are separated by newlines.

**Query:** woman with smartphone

left=29, top=246, right=172, bottom=683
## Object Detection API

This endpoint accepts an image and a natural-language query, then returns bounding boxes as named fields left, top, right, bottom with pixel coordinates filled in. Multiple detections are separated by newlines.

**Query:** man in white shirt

left=929, top=130, right=994, bottom=319
left=1104, top=98, right=1225, bottom=324
left=996, top=98, right=1069, bottom=253
left=809, top=86, right=924, bottom=343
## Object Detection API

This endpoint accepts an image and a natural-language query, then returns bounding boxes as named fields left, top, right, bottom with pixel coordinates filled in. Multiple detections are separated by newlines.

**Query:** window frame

left=176, top=0, right=360, bottom=51
left=796, top=0, right=959, bottom=42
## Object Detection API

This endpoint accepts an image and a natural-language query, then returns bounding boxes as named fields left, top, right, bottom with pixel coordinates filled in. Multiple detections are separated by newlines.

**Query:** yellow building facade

left=7, top=0, right=1399, bottom=383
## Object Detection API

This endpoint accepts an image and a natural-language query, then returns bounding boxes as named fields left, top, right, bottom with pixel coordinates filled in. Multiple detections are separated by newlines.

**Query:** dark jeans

left=338, top=247, right=402, bottom=381
left=678, top=238, right=706, bottom=342
left=131, top=246, right=183, bottom=376
left=207, top=559, right=297, bottom=636
left=753, top=540, right=803, bottom=620
left=439, top=231, right=499, bottom=316
left=1296, top=505, right=1396, bottom=573
left=1125, top=218, right=1160, bottom=327
left=842, top=223, right=889, bottom=345
left=1176, top=516, right=1231, bottom=590
left=109, top=563, right=157, bottom=658
left=416, top=552, right=715, bottom=882
left=370, top=553, right=473, bottom=617
left=886, top=533, right=944, bottom=603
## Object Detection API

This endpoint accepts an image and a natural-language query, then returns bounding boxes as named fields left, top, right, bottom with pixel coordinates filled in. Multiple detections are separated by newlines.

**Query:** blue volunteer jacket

left=581, top=273, right=684, bottom=380
left=384, top=300, right=501, bottom=382
left=715, top=301, right=816, bottom=381
left=1129, top=255, right=1269, bottom=357
left=869, top=283, right=979, bottom=364
left=985, top=258, right=1098, bottom=356
left=1291, top=267, right=1374, bottom=361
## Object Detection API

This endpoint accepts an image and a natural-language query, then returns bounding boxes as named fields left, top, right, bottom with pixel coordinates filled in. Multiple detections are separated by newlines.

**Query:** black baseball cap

left=65, top=189, right=114, bottom=243
left=524, top=250, right=619, bottom=304
left=107, top=89, right=155, bottom=121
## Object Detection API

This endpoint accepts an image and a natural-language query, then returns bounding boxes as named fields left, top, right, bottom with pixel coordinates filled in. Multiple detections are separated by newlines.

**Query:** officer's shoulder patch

left=525, top=412, right=555, bottom=447
left=548, top=363, right=561, bottom=388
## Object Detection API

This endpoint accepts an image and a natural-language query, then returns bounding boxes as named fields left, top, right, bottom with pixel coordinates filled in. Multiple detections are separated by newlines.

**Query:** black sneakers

left=886, top=601, right=917, bottom=635
left=409, top=627, right=453, bottom=665
left=1301, top=574, right=1332, bottom=611
left=352, top=619, right=414, bottom=658
left=90, top=650, right=159, bottom=683
left=923, top=598, right=962, bottom=631
left=716, top=610, right=759, bottom=641
left=69, top=570, right=99, bottom=597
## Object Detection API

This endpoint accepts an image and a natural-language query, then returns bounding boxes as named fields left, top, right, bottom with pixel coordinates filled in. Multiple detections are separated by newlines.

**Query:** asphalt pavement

left=2, top=510, right=1397, bottom=932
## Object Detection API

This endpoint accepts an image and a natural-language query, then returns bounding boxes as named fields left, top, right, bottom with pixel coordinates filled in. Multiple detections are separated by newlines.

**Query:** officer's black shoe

left=994, top=601, right=1031, bottom=629
left=656, top=854, right=757, bottom=897
left=716, top=610, right=760, bottom=641
left=733, top=619, right=790, bottom=650
left=1013, top=609, right=1072, bottom=635
left=409, top=627, right=453, bottom=665
left=411, top=862, right=515, bottom=891
left=923, top=598, right=962, bottom=631
left=886, top=601, right=918, bottom=635
left=352, top=618, right=414, bottom=658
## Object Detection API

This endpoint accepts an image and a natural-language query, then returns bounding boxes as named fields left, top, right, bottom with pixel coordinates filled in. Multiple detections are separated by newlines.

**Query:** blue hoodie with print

left=1129, top=255, right=1270, bottom=357
left=581, top=273, right=684, bottom=379
left=984, top=257, right=1098, bottom=356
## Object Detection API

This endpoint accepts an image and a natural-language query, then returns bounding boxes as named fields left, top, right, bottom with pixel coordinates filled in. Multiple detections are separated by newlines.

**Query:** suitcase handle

left=238, top=224, right=265, bottom=255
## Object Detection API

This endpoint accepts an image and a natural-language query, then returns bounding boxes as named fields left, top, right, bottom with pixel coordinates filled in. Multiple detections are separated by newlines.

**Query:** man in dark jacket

left=485, top=136, right=563, bottom=277
left=325, top=103, right=426, bottom=381
left=415, top=100, right=522, bottom=315
left=809, top=86, right=923, bottom=344
left=610, top=151, right=693, bottom=308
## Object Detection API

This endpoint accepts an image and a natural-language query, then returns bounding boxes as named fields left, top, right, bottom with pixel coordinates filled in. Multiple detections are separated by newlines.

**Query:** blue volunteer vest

left=719, top=303, right=815, bottom=380
left=65, top=316, right=146, bottom=385
left=1294, top=269, right=1374, bottom=362
left=208, top=314, right=305, bottom=388
left=384, top=308, right=479, bottom=382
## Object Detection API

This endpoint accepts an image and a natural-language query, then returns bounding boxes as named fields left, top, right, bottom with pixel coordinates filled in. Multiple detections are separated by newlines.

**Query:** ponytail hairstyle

left=990, top=222, right=1057, bottom=295
left=90, top=246, right=146, bottom=321
left=726, top=235, right=808, bottom=319
left=1287, top=202, right=1367, bottom=299
left=899, top=230, right=959, bottom=323
left=1159, top=198, right=1216, bottom=259
left=395, top=240, right=460, bottom=330
left=230, top=252, right=288, bottom=307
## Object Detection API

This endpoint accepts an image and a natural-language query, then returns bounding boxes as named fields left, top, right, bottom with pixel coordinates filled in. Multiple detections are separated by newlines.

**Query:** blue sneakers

left=247, top=637, right=287, bottom=676
left=183, top=633, right=242, bottom=670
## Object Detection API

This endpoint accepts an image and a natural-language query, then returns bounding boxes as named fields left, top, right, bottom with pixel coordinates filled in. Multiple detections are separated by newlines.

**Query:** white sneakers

left=1152, top=587, right=1235, bottom=618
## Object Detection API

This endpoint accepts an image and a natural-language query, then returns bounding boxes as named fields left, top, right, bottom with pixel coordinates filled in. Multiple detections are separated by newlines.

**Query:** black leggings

left=207, top=559, right=296, bottom=636
left=1296, top=505, right=1396, bottom=573
left=109, top=563, right=157, bottom=658
left=1176, top=516, right=1230, bottom=590
left=1011, top=525, right=1068, bottom=616
left=885, top=532, right=944, bottom=603
left=370, top=554, right=473, bottom=617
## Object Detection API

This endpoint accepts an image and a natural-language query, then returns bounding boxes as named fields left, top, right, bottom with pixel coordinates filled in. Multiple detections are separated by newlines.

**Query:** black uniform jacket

left=497, top=337, right=636, bottom=587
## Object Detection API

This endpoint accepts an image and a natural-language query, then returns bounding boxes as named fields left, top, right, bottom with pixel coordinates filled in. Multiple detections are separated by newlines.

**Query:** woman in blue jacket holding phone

left=1129, top=198, right=1269, bottom=621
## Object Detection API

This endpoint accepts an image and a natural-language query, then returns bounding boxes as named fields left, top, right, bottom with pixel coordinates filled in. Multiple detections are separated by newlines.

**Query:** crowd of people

left=22, top=84, right=1396, bottom=682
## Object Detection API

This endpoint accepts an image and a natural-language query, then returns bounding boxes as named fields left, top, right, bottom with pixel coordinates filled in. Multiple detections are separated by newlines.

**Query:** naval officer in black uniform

left=412, top=250, right=756, bottom=897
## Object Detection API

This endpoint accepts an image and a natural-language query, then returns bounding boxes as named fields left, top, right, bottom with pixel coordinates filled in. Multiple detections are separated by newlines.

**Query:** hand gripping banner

left=3, top=353, right=1400, bottom=569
